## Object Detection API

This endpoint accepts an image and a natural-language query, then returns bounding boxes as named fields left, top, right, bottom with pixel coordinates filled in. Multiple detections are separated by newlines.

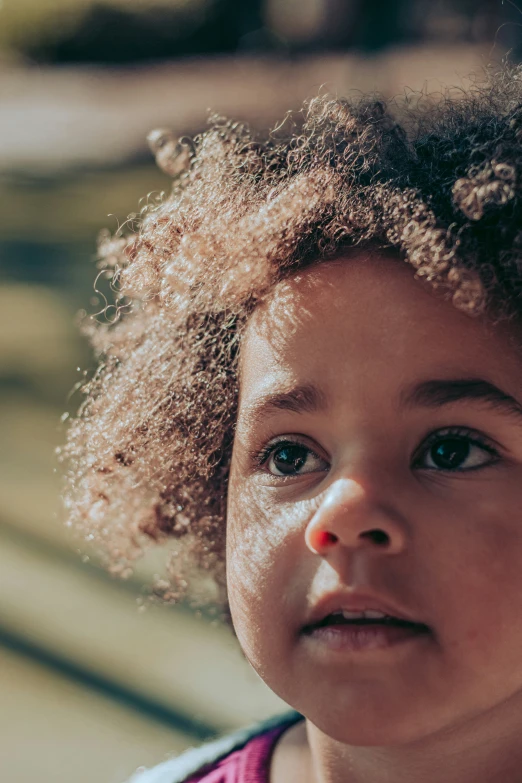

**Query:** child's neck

left=271, top=699, right=522, bottom=783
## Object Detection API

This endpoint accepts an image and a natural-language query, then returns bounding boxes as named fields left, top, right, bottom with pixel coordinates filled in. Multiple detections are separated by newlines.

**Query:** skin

left=226, top=254, right=522, bottom=783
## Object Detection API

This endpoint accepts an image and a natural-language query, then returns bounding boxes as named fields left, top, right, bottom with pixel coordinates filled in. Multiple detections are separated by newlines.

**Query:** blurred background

left=0, top=1, right=521, bottom=780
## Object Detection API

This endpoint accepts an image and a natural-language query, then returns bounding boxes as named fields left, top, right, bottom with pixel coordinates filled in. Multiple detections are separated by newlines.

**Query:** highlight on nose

left=306, top=529, right=339, bottom=554
left=304, top=477, right=404, bottom=556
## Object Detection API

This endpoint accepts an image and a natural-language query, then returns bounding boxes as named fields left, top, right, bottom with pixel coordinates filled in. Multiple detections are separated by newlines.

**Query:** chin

left=298, top=695, right=449, bottom=747
left=313, top=716, right=426, bottom=747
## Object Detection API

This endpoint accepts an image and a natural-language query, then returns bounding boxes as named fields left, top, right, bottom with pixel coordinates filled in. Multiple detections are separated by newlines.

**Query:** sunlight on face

left=227, top=254, right=522, bottom=746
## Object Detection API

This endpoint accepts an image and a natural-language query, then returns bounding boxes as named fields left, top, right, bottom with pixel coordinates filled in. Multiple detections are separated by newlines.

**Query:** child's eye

left=413, top=428, right=499, bottom=472
left=259, top=440, right=329, bottom=477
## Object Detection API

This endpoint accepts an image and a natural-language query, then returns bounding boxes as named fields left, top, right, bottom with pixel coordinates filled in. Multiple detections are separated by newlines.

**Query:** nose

left=305, top=477, right=406, bottom=556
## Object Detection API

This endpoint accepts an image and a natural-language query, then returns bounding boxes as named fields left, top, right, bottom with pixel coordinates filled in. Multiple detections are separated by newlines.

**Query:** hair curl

left=63, top=65, right=522, bottom=608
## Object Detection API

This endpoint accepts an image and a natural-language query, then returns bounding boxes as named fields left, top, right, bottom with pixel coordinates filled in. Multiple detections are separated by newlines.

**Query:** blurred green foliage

left=0, top=0, right=508, bottom=65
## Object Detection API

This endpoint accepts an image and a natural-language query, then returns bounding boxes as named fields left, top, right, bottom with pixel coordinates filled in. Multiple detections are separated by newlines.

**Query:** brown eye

left=415, top=430, right=498, bottom=472
left=429, top=439, right=471, bottom=470
left=266, top=442, right=329, bottom=477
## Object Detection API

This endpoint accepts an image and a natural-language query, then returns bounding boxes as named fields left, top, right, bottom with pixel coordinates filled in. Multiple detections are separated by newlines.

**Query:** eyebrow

left=241, top=377, right=522, bottom=431
left=401, top=378, right=522, bottom=421
left=241, top=383, right=328, bottom=429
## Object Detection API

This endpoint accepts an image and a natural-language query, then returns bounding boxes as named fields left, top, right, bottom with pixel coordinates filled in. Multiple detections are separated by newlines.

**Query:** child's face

left=226, top=254, right=522, bottom=746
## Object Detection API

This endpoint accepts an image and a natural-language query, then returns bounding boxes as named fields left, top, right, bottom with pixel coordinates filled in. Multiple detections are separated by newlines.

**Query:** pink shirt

left=185, top=725, right=289, bottom=783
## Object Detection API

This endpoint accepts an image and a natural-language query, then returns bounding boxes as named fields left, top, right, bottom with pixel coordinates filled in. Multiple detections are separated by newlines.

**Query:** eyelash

left=252, top=426, right=501, bottom=476
left=252, top=437, right=322, bottom=469
left=412, top=426, right=499, bottom=468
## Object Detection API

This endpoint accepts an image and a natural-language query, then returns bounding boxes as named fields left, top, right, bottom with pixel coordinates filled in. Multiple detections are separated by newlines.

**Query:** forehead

left=238, top=255, right=520, bottom=405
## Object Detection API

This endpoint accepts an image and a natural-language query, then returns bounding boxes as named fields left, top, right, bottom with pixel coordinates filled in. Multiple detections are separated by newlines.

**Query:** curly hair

left=63, top=65, right=522, bottom=609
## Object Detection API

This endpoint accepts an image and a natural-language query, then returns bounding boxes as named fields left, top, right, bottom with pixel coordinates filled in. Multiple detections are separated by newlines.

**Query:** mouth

left=301, top=602, right=431, bottom=653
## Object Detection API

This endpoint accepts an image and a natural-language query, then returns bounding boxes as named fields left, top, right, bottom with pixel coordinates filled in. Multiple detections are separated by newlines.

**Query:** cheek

left=226, top=481, right=313, bottom=660
left=227, top=492, right=284, bottom=600
left=431, top=496, right=522, bottom=667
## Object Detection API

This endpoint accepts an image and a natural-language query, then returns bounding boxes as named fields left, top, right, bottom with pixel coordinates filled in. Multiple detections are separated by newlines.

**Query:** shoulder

left=126, top=711, right=303, bottom=783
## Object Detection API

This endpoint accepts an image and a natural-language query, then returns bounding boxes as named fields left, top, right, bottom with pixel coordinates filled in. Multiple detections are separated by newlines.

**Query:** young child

left=64, top=66, right=522, bottom=782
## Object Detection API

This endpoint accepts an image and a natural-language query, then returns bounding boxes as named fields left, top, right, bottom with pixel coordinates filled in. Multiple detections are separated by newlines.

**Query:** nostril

left=362, top=528, right=390, bottom=547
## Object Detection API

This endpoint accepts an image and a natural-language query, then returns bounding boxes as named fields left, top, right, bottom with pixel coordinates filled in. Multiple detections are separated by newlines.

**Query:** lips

left=299, top=593, right=431, bottom=654
left=301, top=593, right=430, bottom=635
